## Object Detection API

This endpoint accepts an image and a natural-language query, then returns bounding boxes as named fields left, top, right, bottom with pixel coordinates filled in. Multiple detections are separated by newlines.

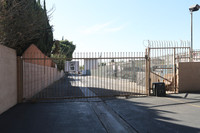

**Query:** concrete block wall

left=0, top=44, right=64, bottom=114
left=0, top=45, right=17, bottom=114
left=22, top=44, right=64, bottom=99
left=179, top=62, right=200, bottom=93
left=23, top=62, right=64, bottom=99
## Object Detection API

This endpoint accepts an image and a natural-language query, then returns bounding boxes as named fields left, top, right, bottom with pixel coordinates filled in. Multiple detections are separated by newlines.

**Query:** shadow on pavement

left=1, top=75, right=200, bottom=133
left=103, top=96, right=200, bottom=133
left=33, top=75, right=84, bottom=98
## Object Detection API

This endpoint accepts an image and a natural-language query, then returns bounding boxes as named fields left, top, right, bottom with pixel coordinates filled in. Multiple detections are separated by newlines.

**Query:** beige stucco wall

left=0, top=45, right=17, bottom=114
left=179, top=62, right=200, bottom=93
left=23, top=62, right=64, bottom=99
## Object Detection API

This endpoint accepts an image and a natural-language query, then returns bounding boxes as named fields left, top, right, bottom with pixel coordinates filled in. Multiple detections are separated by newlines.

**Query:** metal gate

left=146, top=41, right=190, bottom=94
left=16, top=40, right=193, bottom=102
left=18, top=52, right=147, bottom=101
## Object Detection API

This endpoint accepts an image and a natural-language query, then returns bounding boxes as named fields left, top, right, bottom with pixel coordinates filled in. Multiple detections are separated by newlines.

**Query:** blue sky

left=45, top=0, right=200, bottom=52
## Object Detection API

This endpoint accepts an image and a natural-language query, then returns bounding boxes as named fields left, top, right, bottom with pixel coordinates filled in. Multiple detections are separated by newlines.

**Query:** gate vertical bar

left=17, top=56, right=23, bottom=103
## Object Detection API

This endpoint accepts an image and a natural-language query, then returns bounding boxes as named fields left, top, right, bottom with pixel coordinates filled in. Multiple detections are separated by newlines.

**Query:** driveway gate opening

left=146, top=41, right=190, bottom=94
left=19, top=52, right=147, bottom=101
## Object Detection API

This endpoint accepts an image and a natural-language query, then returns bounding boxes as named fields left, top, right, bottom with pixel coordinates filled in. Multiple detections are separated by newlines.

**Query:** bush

left=0, top=0, right=53, bottom=56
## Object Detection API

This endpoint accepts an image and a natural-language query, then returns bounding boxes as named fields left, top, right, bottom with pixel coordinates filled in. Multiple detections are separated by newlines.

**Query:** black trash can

left=152, top=82, right=166, bottom=96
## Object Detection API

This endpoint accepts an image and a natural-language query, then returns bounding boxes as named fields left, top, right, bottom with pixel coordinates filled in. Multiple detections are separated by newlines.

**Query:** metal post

left=173, top=48, right=177, bottom=93
left=148, top=48, right=151, bottom=95
left=145, top=48, right=150, bottom=96
left=190, top=11, right=193, bottom=62
left=145, top=49, right=148, bottom=95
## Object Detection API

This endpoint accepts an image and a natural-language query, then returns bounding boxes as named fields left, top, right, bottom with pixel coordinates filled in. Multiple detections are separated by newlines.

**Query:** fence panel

left=21, top=52, right=146, bottom=101
left=147, top=41, right=190, bottom=93
left=192, top=50, right=200, bottom=62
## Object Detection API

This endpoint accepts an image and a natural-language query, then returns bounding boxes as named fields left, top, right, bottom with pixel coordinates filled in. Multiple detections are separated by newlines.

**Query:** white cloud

left=104, top=25, right=125, bottom=32
left=81, top=21, right=111, bottom=34
left=81, top=21, right=126, bottom=35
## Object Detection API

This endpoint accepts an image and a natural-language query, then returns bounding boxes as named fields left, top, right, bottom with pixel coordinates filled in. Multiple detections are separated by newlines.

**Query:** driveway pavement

left=105, top=93, right=200, bottom=133
left=0, top=102, right=106, bottom=133
left=0, top=93, right=200, bottom=133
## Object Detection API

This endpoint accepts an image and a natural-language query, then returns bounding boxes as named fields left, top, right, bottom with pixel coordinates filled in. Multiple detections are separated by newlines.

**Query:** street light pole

left=189, top=4, right=200, bottom=61
left=190, top=11, right=193, bottom=60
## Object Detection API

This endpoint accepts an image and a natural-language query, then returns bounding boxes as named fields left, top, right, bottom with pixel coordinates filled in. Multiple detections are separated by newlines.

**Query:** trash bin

left=152, top=82, right=166, bottom=96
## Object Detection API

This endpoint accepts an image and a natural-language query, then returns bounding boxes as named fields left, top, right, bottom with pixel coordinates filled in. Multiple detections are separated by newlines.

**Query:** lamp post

left=189, top=4, right=200, bottom=61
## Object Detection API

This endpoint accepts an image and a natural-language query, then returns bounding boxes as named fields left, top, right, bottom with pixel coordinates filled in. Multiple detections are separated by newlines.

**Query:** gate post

left=174, top=48, right=177, bottom=93
left=17, top=56, right=23, bottom=103
left=145, top=48, right=150, bottom=96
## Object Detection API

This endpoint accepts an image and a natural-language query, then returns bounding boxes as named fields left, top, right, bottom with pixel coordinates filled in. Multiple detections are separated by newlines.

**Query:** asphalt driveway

left=105, top=93, right=200, bottom=133
left=0, top=93, right=200, bottom=133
